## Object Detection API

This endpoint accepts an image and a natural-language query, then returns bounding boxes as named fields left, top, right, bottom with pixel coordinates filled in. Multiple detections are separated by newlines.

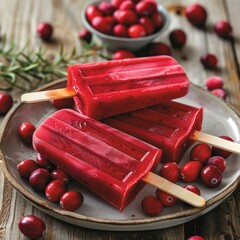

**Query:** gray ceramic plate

left=0, top=79, right=239, bottom=231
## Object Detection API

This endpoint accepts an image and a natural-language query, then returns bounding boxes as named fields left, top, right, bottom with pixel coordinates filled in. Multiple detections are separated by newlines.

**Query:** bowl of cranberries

left=81, top=0, right=170, bottom=51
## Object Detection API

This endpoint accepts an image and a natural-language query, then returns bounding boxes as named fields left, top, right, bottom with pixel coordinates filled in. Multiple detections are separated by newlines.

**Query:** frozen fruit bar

left=33, top=109, right=162, bottom=211
left=102, top=101, right=203, bottom=163
left=67, top=56, right=190, bottom=119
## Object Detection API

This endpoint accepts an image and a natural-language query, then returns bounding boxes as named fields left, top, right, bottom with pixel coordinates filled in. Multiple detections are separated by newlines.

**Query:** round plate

left=0, top=79, right=239, bottom=231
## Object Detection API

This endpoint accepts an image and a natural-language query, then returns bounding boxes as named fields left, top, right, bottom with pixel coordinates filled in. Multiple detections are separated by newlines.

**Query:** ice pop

left=22, top=56, right=190, bottom=119
left=33, top=109, right=205, bottom=211
left=102, top=101, right=203, bottom=163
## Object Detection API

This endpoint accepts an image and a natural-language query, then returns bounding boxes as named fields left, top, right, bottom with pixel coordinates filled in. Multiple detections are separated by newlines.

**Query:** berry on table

left=60, top=190, right=84, bottom=211
left=36, top=152, right=55, bottom=172
left=17, top=159, right=39, bottom=179
left=156, top=189, right=178, bottom=207
left=141, top=196, right=163, bottom=215
left=147, top=42, right=171, bottom=56
left=18, top=122, right=36, bottom=144
left=0, top=92, right=13, bottom=114
left=190, top=143, right=212, bottom=165
left=200, top=53, right=218, bottom=69
left=158, top=162, right=180, bottom=183
left=78, top=29, right=92, bottom=43
left=184, top=184, right=201, bottom=196
left=50, top=168, right=71, bottom=184
left=214, top=20, right=233, bottom=39
left=29, top=168, right=51, bottom=192
left=211, top=88, right=226, bottom=99
left=201, top=165, right=222, bottom=188
left=206, top=76, right=224, bottom=91
left=112, top=49, right=136, bottom=60
left=37, top=22, right=53, bottom=41
left=169, top=29, right=187, bottom=49
left=206, top=156, right=227, bottom=172
left=180, top=161, right=203, bottom=182
left=45, top=180, right=67, bottom=203
left=211, top=136, right=234, bottom=158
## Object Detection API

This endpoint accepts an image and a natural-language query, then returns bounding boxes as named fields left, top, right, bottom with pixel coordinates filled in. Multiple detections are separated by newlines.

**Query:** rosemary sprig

left=0, top=35, right=110, bottom=92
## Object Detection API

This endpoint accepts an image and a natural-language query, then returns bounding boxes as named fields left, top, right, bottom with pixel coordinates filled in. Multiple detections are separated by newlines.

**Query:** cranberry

left=98, top=1, right=115, bottom=16
left=45, top=180, right=67, bottom=203
left=147, top=42, right=171, bottom=56
left=141, top=196, right=163, bottom=215
left=17, top=159, right=39, bottom=178
left=135, top=1, right=157, bottom=17
left=212, top=136, right=234, bottom=158
left=116, top=10, right=138, bottom=26
left=0, top=92, right=13, bottom=114
left=91, top=16, right=113, bottom=34
left=156, top=189, right=178, bottom=207
left=139, top=17, right=155, bottom=35
left=201, top=165, right=222, bottom=188
left=18, top=215, right=46, bottom=239
left=190, top=143, right=212, bottom=164
left=151, top=12, right=164, bottom=30
left=50, top=168, right=70, bottom=184
left=85, top=5, right=102, bottom=23
left=78, top=29, right=92, bottom=43
left=18, top=122, right=36, bottom=144
left=37, top=22, right=53, bottom=41
left=29, top=168, right=51, bottom=192
left=51, top=97, right=74, bottom=109
left=112, top=49, right=136, bottom=60
left=111, top=0, right=125, bottom=9
left=211, top=88, right=226, bottom=99
left=169, top=29, right=187, bottom=49
left=184, top=184, right=201, bottom=196
left=200, top=53, right=218, bottom=69
left=206, top=156, right=227, bottom=172
left=119, top=1, right=135, bottom=11
left=206, top=76, right=224, bottom=90
left=180, top=161, right=203, bottom=182
left=159, top=162, right=180, bottom=183
left=113, top=24, right=128, bottom=37
left=185, top=4, right=207, bottom=28
left=214, top=20, right=233, bottom=39
left=36, top=152, right=55, bottom=171
left=187, top=236, right=206, bottom=240
left=128, top=24, right=146, bottom=38
left=60, top=190, right=84, bottom=211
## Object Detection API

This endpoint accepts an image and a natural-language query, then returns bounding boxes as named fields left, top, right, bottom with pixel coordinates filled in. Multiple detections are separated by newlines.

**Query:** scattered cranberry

left=211, top=88, right=226, bottom=99
left=29, top=168, right=51, bottom=192
left=78, top=29, right=92, bottom=43
left=112, top=49, right=136, bottom=60
left=156, top=189, right=178, bottom=207
left=190, top=143, right=212, bottom=164
left=85, top=5, right=102, bottom=23
left=51, top=97, right=74, bottom=109
left=169, top=29, right=187, bottom=49
left=212, top=136, right=234, bottom=158
left=37, top=22, right=53, bottom=41
left=60, top=190, right=84, bottom=211
left=128, top=24, right=146, bottom=38
left=159, top=162, right=180, bottom=183
left=200, top=53, right=218, bottom=69
left=187, top=236, right=206, bottom=240
left=45, top=180, right=67, bottom=203
left=98, top=1, right=115, bottom=16
left=206, top=76, right=224, bottom=90
left=214, top=20, right=233, bottom=39
left=17, top=159, right=39, bottom=179
left=147, top=42, right=171, bottom=56
left=184, top=184, right=201, bottom=196
left=18, top=122, right=36, bottom=144
left=0, top=92, right=13, bottom=114
left=36, top=152, right=55, bottom=171
left=206, top=156, right=227, bottom=172
left=181, top=161, right=203, bottom=182
left=91, top=16, right=113, bottom=34
left=50, top=169, right=71, bottom=184
left=185, top=4, right=207, bottom=28
left=201, top=165, right=222, bottom=188
left=113, top=24, right=128, bottom=37
left=141, top=196, right=163, bottom=215
left=18, top=215, right=46, bottom=239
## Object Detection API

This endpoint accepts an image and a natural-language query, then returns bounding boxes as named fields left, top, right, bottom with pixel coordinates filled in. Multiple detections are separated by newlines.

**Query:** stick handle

left=21, top=88, right=76, bottom=103
left=142, top=172, right=206, bottom=207
left=191, top=131, right=240, bottom=155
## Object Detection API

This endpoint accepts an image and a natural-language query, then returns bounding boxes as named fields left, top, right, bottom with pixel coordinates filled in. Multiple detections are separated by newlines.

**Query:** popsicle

left=22, top=56, right=190, bottom=119
left=33, top=109, right=205, bottom=211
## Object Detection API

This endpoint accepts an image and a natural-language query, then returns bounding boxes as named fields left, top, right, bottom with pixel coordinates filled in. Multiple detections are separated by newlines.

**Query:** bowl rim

left=81, top=0, right=171, bottom=42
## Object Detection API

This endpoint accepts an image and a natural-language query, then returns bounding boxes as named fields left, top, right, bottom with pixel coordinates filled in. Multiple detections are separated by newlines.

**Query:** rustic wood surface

left=0, top=0, right=239, bottom=239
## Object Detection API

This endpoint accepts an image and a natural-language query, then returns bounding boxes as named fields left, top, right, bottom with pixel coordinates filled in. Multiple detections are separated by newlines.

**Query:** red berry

left=50, top=169, right=71, bottom=184
left=141, top=196, right=163, bottom=215
left=181, top=161, right=203, bottom=182
left=78, top=29, right=92, bottom=43
left=147, top=42, right=171, bottom=56
left=60, top=190, right=84, bottom=211
left=184, top=184, right=201, bottom=196
left=206, top=156, right=227, bottom=172
left=116, top=10, right=138, bottom=26
left=169, top=29, right=187, bottom=49
left=159, top=162, right=180, bottom=183
left=214, top=20, right=233, bottom=39
left=37, top=22, right=53, bottom=41
left=36, top=152, right=55, bottom=171
left=91, top=16, right=113, bottom=34
left=119, top=1, right=135, bottom=11
left=113, top=24, right=128, bottom=37
left=156, top=189, right=178, bottom=207
left=212, top=136, right=234, bottom=158
left=185, top=4, right=207, bottom=28
left=187, top=236, right=206, bottom=240
left=128, top=24, right=146, bottom=38
left=85, top=5, right=102, bottom=23
left=151, top=12, right=164, bottom=30
left=139, top=17, right=155, bottom=35
left=201, top=165, right=222, bottom=187
left=206, top=76, right=224, bottom=90
left=19, top=122, right=36, bottom=144
left=111, top=0, right=125, bottom=9
left=98, top=1, right=115, bottom=16
left=112, top=49, right=136, bottom=60
left=135, top=1, right=157, bottom=17
left=200, top=53, right=218, bottom=69
left=190, top=143, right=212, bottom=165
left=51, top=97, right=74, bottom=109
left=45, top=180, right=67, bottom=203
left=0, top=92, right=13, bottom=114
left=211, top=88, right=226, bottom=99
left=17, top=159, right=39, bottom=178
left=29, top=168, right=51, bottom=192
left=18, top=215, right=46, bottom=239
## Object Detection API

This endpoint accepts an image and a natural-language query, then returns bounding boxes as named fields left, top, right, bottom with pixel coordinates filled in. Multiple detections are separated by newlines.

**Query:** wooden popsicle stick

left=142, top=172, right=206, bottom=207
left=21, top=88, right=76, bottom=103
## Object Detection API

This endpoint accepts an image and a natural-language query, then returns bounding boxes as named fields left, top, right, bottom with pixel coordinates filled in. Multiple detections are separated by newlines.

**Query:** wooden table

left=0, top=0, right=239, bottom=239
